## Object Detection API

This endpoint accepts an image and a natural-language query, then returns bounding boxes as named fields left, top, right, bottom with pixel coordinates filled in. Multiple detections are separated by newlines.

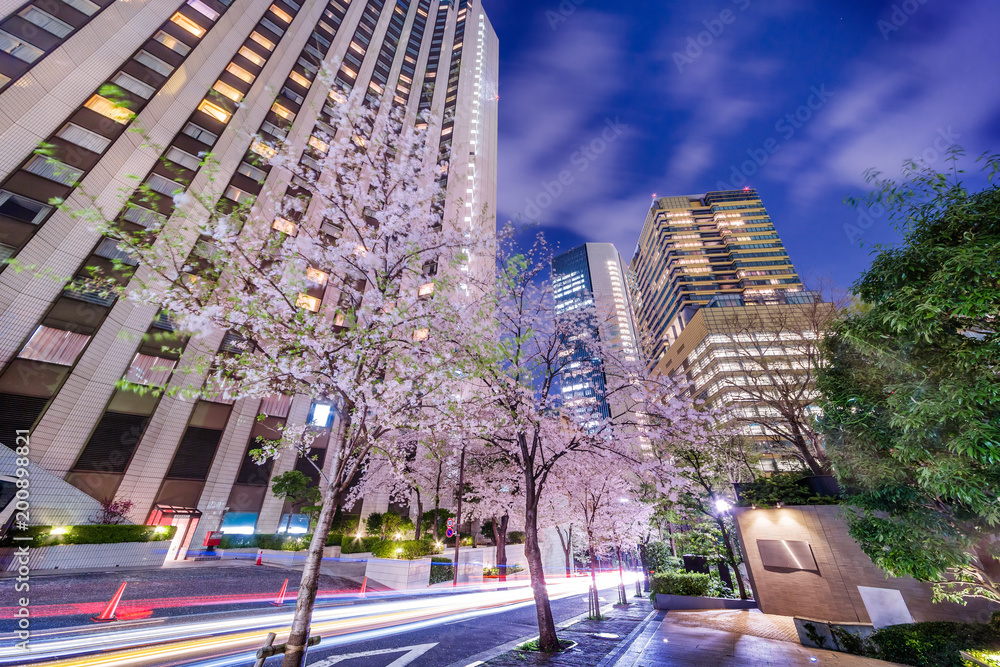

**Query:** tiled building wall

left=733, top=505, right=1000, bottom=625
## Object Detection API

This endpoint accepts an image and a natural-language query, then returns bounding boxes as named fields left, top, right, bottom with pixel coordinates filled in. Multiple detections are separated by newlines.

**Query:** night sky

left=481, top=0, right=1000, bottom=290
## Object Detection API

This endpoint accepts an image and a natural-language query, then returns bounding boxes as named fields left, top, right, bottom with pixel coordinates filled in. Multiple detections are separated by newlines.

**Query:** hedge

left=1, top=525, right=176, bottom=548
left=651, top=571, right=712, bottom=597
left=217, top=532, right=344, bottom=551
left=429, top=556, right=454, bottom=584
left=371, top=539, right=438, bottom=560
left=341, top=535, right=381, bottom=554
left=852, top=615, right=1000, bottom=667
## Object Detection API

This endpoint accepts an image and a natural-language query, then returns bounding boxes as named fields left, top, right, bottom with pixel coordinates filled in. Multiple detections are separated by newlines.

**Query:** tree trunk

left=492, top=513, right=509, bottom=582
left=717, top=518, right=748, bottom=600
left=523, top=483, right=559, bottom=652
left=414, top=489, right=423, bottom=541
left=788, top=418, right=826, bottom=475
left=638, top=539, right=650, bottom=592
left=588, top=537, right=601, bottom=619
left=556, top=525, right=572, bottom=578
left=616, top=546, right=628, bottom=605
left=281, top=479, right=341, bottom=667
left=284, top=508, right=293, bottom=534
left=432, top=460, right=442, bottom=542
left=452, top=446, right=466, bottom=586
left=667, top=521, right=677, bottom=557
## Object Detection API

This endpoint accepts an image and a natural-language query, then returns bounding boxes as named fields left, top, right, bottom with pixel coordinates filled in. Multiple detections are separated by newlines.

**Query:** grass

left=515, top=637, right=577, bottom=653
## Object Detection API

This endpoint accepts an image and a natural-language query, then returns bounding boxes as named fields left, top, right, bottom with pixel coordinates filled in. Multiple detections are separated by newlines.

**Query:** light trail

left=1, top=575, right=618, bottom=667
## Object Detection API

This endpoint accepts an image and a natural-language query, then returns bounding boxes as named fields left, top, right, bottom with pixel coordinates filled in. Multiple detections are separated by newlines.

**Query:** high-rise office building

left=629, top=190, right=830, bottom=470
left=0, top=0, right=498, bottom=550
left=552, top=243, right=639, bottom=432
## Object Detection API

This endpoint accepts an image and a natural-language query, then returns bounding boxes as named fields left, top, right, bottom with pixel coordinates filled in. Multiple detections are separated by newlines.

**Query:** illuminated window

left=412, top=328, right=429, bottom=342
left=306, top=268, right=328, bottom=285
left=237, top=161, right=267, bottom=182
left=308, top=403, right=333, bottom=427
left=270, top=102, right=294, bottom=120
left=250, top=138, right=276, bottom=159
left=185, top=0, right=219, bottom=21
left=288, top=71, right=310, bottom=88
left=212, top=80, right=243, bottom=102
left=224, top=185, right=254, bottom=204
left=418, top=283, right=435, bottom=298
left=239, top=45, right=266, bottom=66
left=154, top=30, right=190, bottom=55
left=308, top=136, right=328, bottom=153
left=171, top=12, right=206, bottom=37
left=269, top=4, right=293, bottom=22
left=340, top=65, right=357, bottom=79
left=329, top=89, right=347, bottom=104
left=226, top=62, right=255, bottom=84
left=297, top=294, right=321, bottom=312
left=272, top=217, right=297, bottom=235
left=198, top=100, right=230, bottom=123
left=250, top=31, right=275, bottom=51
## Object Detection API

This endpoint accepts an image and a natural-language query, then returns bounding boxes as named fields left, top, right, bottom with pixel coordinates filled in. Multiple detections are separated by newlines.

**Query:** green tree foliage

left=818, top=150, right=1000, bottom=605
left=271, top=470, right=322, bottom=533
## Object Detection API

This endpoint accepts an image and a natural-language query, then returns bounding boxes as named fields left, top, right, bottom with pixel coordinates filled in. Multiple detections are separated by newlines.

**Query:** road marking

left=311, top=642, right=438, bottom=666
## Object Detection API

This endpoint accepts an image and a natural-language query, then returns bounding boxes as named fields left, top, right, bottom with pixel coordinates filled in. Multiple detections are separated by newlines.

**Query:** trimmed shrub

left=643, top=541, right=682, bottom=573
left=218, top=532, right=342, bottom=551
left=484, top=564, right=524, bottom=577
left=651, top=571, right=712, bottom=597
left=1, top=525, right=175, bottom=547
left=341, top=535, right=380, bottom=554
left=507, top=531, right=525, bottom=544
left=429, top=556, right=454, bottom=584
left=862, top=617, right=1000, bottom=667
left=371, top=539, right=436, bottom=560
left=326, top=533, right=343, bottom=547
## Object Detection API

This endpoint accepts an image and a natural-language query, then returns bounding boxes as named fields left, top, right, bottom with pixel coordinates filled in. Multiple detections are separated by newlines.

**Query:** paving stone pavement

left=615, top=609, right=905, bottom=667
left=483, top=597, right=656, bottom=667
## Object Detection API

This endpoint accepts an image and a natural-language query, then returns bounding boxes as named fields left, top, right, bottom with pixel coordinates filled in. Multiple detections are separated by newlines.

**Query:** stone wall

left=0, top=539, right=169, bottom=572
left=732, top=505, right=999, bottom=625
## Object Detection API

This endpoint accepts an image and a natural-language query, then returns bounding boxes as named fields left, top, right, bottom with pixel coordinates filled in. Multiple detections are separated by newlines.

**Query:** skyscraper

left=629, top=189, right=804, bottom=369
left=0, top=0, right=498, bottom=548
left=629, top=190, right=831, bottom=471
left=552, top=243, right=639, bottom=432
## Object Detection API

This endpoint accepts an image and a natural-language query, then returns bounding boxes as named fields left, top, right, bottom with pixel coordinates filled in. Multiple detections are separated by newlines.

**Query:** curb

left=596, top=607, right=665, bottom=667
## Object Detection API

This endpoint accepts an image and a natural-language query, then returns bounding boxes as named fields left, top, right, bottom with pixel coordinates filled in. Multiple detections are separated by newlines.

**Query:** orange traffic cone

left=360, top=576, right=367, bottom=595
left=92, top=582, right=127, bottom=622
left=271, top=578, right=288, bottom=606
left=254, top=549, right=263, bottom=566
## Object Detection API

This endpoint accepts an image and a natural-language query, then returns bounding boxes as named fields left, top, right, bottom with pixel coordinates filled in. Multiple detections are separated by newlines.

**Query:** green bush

left=862, top=617, right=1000, bottom=667
left=371, top=539, right=436, bottom=560
left=429, top=556, right=454, bottom=584
left=1, top=525, right=176, bottom=547
left=484, top=564, right=524, bottom=576
left=341, top=535, right=380, bottom=554
left=651, top=571, right=712, bottom=597
left=218, top=533, right=331, bottom=551
left=507, top=531, right=525, bottom=544
left=736, top=473, right=838, bottom=508
left=326, top=533, right=343, bottom=547
left=643, top=541, right=682, bottom=573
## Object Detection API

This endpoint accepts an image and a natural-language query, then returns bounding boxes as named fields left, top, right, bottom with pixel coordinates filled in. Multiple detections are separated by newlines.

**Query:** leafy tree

left=93, top=497, right=135, bottom=525
left=271, top=470, right=322, bottom=534
left=818, top=150, right=1000, bottom=605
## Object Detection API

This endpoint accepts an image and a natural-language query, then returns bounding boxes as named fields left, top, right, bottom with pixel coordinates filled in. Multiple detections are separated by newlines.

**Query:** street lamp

left=714, top=498, right=732, bottom=515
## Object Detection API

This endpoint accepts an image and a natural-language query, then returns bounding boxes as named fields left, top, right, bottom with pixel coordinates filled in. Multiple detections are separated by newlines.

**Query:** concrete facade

left=732, top=505, right=1000, bottom=625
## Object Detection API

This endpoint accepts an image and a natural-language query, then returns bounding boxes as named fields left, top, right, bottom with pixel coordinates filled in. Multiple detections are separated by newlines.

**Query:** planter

left=652, top=593, right=758, bottom=610
left=0, top=540, right=170, bottom=572
left=364, top=557, right=431, bottom=590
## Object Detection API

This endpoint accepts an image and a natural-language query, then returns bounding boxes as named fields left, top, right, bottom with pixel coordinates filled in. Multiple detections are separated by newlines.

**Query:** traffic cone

left=359, top=576, right=367, bottom=594
left=271, top=578, right=288, bottom=606
left=254, top=549, right=263, bottom=566
left=92, top=582, right=127, bottom=622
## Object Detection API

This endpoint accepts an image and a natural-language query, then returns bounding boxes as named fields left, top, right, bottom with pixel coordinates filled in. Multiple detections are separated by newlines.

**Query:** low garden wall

left=364, top=557, right=431, bottom=590
left=1, top=539, right=171, bottom=571
left=653, top=593, right=757, bottom=611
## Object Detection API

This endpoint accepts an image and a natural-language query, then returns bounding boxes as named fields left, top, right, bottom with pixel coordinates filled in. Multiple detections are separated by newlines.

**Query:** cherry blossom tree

left=69, top=91, right=488, bottom=667
left=464, top=444, right=524, bottom=581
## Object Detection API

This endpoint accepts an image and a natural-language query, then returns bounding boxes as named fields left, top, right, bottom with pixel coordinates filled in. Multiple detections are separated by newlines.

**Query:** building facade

left=628, top=190, right=830, bottom=470
left=552, top=243, right=639, bottom=432
left=0, top=0, right=498, bottom=551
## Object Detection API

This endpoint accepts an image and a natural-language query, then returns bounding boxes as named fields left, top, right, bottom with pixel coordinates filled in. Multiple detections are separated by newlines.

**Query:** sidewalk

left=612, top=609, right=903, bottom=667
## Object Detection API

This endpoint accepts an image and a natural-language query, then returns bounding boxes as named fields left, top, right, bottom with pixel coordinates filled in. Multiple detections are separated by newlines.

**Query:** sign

left=203, top=531, right=223, bottom=547
left=446, top=528, right=454, bottom=538
left=446, top=518, right=455, bottom=528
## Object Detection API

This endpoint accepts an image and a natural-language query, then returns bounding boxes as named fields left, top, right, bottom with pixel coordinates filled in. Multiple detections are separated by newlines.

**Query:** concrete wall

left=732, top=505, right=999, bottom=625
left=0, top=539, right=168, bottom=572
left=364, top=557, right=431, bottom=591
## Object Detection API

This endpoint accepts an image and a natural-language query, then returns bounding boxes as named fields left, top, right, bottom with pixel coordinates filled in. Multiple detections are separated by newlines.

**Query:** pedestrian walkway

left=613, top=609, right=902, bottom=667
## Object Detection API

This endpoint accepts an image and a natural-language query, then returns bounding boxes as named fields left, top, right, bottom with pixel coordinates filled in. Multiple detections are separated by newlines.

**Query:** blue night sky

left=480, top=0, right=1000, bottom=290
